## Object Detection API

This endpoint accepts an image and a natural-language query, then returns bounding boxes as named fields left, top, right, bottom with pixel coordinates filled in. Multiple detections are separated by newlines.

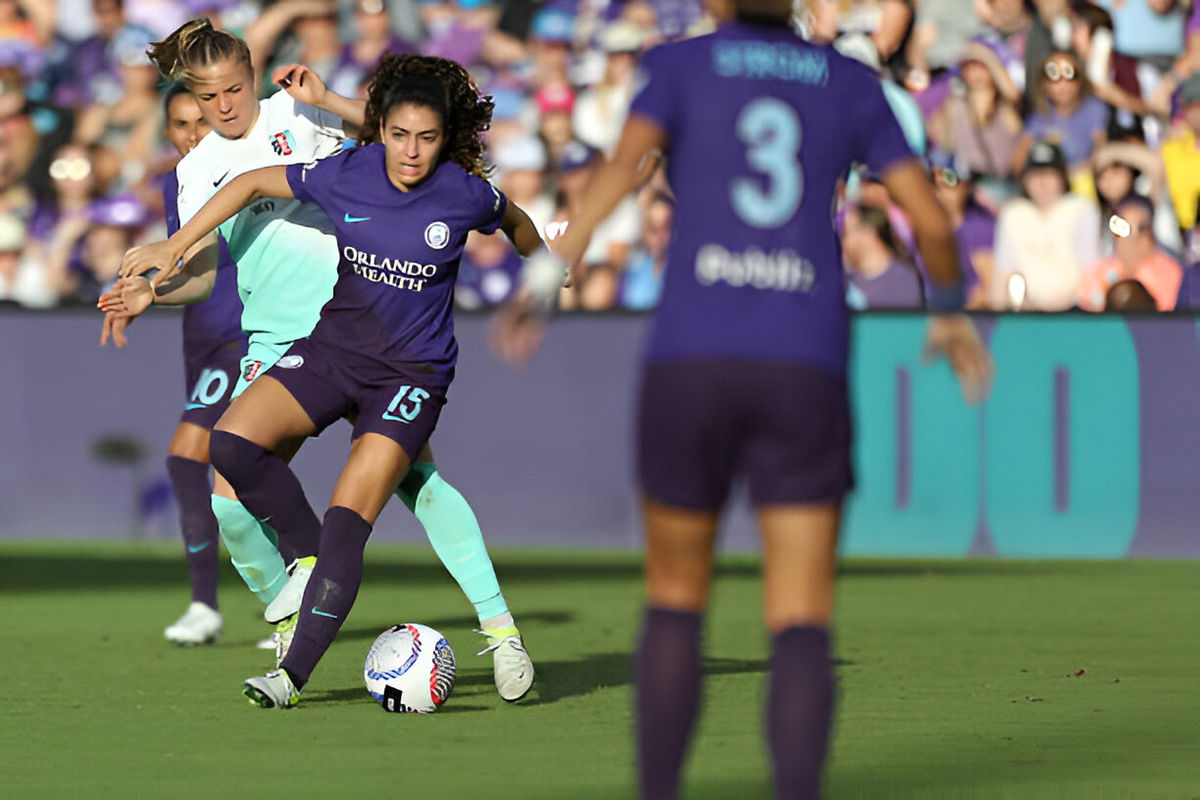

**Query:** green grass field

left=2, top=541, right=1197, bottom=799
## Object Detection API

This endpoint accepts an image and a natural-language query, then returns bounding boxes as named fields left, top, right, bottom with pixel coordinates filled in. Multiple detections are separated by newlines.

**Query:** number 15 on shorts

left=382, top=385, right=430, bottom=424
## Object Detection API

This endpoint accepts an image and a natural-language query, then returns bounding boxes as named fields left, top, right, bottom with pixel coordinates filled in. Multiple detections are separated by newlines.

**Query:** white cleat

left=477, top=630, right=535, bottom=702
left=242, top=670, right=300, bottom=709
left=263, top=558, right=314, bottom=624
left=272, top=615, right=298, bottom=668
left=255, top=636, right=277, bottom=651
left=164, top=602, right=222, bottom=646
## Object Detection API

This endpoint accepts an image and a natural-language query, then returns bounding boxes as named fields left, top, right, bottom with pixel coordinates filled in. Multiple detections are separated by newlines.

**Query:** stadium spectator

left=930, top=150, right=997, bottom=308
left=620, top=189, right=670, bottom=310
left=1069, top=2, right=1161, bottom=122
left=1161, top=73, right=1200, bottom=232
left=326, top=0, right=414, bottom=99
left=527, top=5, right=574, bottom=88
left=991, top=139, right=1101, bottom=310
left=45, top=0, right=151, bottom=109
left=50, top=192, right=144, bottom=304
left=0, top=212, right=54, bottom=306
left=903, top=0, right=986, bottom=93
left=1097, top=0, right=1188, bottom=120
left=535, top=81, right=577, bottom=177
left=1080, top=193, right=1182, bottom=310
left=801, top=0, right=915, bottom=67
left=1015, top=50, right=1112, bottom=188
left=974, top=0, right=1040, bottom=93
left=573, top=20, right=646, bottom=156
left=456, top=228, right=524, bottom=309
left=930, top=40, right=1023, bottom=201
left=842, top=202, right=925, bottom=309
left=1104, top=276, right=1158, bottom=310
left=245, top=0, right=341, bottom=89
left=0, top=51, right=40, bottom=186
left=1091, top=139, right=1182, bottom=255
left=492, top=133, right=553, bottom=238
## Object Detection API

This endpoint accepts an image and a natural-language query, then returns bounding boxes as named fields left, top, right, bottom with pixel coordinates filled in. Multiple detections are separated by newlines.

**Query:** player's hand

left=490, top=295, right=547, bottom=368
left=121, top=239, right=184, bottom=282
left=99, top=311, right=133, bottom=348
left=923, top=314, right=993, bottom=405
left=272, top=64, right=327, bottom=108
left=97, top=276, right=154, bottom=318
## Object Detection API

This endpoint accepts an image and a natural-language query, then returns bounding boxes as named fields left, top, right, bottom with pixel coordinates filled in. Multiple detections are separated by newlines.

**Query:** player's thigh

left=213, top=375, right=317, bottom=451
left=758, top=504, right=841, bottom=632
left=168, top=421, right=211, bottom=462
left=330, top=433, right=414, bottom=525
left=211, top=434, right=306, bottom=502
left=642, top=497, right=720, bottom=613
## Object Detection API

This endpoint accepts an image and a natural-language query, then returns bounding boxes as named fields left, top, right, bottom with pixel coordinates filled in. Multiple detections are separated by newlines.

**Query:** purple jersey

left=286, top=146, right=506, bottom=378
left=629, top=22, right=912, bottom=372
left=163, top=170, right=246, bottom=354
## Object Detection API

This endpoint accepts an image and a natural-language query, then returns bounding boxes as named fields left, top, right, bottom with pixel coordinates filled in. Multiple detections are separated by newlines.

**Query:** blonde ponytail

left=147, top=17, right=251, bottom=85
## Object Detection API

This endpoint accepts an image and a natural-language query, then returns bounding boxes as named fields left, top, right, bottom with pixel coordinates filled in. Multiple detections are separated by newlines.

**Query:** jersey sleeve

left=286, top=153, right=344, bottom=212
left=848, top=69, right=913, bottom=177
left=628, top=45, right=675, bottom=138
left=470, top=176, right=507, bottom=235
left=174, top=155, right=216, bottom=228
left=292, top=97, right=347, bottom=160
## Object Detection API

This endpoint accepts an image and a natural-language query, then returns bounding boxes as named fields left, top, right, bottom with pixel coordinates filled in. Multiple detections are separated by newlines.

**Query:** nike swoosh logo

left=213, top=170, right=231, bottom=187
left=311, top=607, right=338, bottom=619
left=185, top=402, right=207, bottom=410
left=187, top=542, right=212, bottom=553
left=344, top=213, right=371, bottom=223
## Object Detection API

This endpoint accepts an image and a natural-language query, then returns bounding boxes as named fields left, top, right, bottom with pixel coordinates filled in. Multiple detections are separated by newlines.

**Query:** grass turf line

left=1, top=542, right=1196, bottom=799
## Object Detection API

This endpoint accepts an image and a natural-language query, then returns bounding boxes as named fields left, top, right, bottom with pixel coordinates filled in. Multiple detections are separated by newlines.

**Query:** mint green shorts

left=232, top=339, right=294, bottom=399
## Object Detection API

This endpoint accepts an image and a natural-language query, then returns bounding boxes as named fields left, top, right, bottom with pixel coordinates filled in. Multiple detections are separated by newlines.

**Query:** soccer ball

left=363, top=623, right=456, bottom=713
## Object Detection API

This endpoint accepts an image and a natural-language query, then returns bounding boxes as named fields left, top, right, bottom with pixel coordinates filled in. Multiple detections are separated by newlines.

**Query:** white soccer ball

left=363, top=623, right=456, bottom=713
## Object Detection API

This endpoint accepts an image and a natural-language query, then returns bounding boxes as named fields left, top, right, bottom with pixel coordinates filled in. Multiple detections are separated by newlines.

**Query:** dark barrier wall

left=1, top=310, right=1196, bottom=556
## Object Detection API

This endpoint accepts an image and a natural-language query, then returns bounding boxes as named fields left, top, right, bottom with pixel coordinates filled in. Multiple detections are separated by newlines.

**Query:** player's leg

left=636, top=499, right=719, bottom=800
left=395, top=443, right=534, bottom=701
left=163, top=421, right=223, bottom=645
left=758, top=505, right=840, bottom=800
left=210, top=472, right=288, bottom=606
left=741, top=362, right=852, bottom=800
left=245, top=433, right=413, bottom=708
left=632, top=361, right=738, bottom=800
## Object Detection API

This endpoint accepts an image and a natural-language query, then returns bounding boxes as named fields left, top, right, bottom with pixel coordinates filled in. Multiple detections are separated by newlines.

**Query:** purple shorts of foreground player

left=268, top=336, right=450, bottom=460
left=637, top=360, right=854, bottom=511
left=180, top=339, right=244, bottom=430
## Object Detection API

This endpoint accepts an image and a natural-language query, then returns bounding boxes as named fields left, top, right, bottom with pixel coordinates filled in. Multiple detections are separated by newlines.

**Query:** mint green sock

left=211, top=494, right=288, bottom=605
left=396, top=466, right=509, bottom=624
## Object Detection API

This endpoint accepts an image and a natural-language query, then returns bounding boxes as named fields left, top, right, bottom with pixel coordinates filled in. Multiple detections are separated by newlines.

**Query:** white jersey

left=174, top=90, right=344, bottom=345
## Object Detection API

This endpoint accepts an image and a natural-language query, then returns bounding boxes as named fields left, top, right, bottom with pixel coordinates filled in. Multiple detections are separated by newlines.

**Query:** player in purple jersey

left=120, top=55, right=546, bottom=709
left=101, top=85, right=282, bottom=647
left=497, top=0, right=994, bottom=796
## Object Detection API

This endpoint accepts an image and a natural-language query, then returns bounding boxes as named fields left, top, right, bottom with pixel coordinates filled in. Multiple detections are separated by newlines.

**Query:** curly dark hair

left=360, top=54, right=494, bottom=180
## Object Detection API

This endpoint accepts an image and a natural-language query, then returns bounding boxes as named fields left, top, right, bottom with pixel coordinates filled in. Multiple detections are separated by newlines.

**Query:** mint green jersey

left=174, top=91, right=343, bottom=347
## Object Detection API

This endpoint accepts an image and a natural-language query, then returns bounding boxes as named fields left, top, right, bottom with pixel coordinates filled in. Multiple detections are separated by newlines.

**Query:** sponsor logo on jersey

left=694, top=244, right=816, bottom=292
left=344, top=213, right=371, bottom=223
left=212, top=169, right=231, bottom=188
left=341, top=245, right=437, bottom=291
left=270, top=130, right=296, bottom=156
left=242, top=360, right=263, bottom=383
left=276, top=355, right=305, bottom=369
left=424, top=221, right=450, bottom=249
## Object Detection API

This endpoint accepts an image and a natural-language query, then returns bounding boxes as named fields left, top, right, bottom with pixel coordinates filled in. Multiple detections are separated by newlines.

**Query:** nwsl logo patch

left=270, top=130, right=296, bottom=156
left=242, top=360, right=263, bottom=383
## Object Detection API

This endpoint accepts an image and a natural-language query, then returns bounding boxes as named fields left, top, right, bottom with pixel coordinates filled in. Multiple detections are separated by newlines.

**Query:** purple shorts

left=180, top=339, right=244, bottom=429
left=637, top=360, right=854, bottom=510
left=267, top=337, right=450, bottom=460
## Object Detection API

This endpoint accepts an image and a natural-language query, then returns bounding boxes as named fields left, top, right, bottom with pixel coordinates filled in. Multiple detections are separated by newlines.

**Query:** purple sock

left=766, top=626, right=834, bottom=800
left=280, top=506, right=372, bottom=689
left=634, top=606, right=703, bottom=800
left=208, top=431, right=320, bottom=563
left=166, top=456, right=219, bottom=610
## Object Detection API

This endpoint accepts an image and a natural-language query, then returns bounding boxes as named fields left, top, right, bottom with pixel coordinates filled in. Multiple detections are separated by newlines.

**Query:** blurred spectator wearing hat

left=573, top=19, right=647, bottom=156
left=1091, top=139, right=1182, bottom=256
left=536, top=81, right=577, bottom=176
left=930, top=40, right=1023, bottom=204
left=552, top=139, right=640, bottom=310
left=1161, top=73, right=1200, bottom=233
left=493, top=133, right=554, bottom=238
left=1014, top=50, right=1112, bottom=192
left=842, top=202, right=925, bottom=310
left=72, top=23, right=159, bottom=193
left=48, top=192, right=145, bottom=304
left=528, top=4, right=575, bottom=88
left=990, top=139, right=1101, bottom=310
left=1079, top=192, right=1181, bottom=311
left=929, top=149, right=996, bottom=308
left=0, top=213, right=54, bottom=306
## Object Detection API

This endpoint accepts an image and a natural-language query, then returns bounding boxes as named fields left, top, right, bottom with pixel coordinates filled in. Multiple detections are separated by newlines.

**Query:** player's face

left=164, top=93, right=212, bottom=157
left=187, top=58, right=258, bottom=140
left=380, top=103, right=446, bottom=191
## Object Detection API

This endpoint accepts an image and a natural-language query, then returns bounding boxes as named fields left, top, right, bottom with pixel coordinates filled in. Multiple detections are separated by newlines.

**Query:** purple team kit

left=628, top=21, right=913, bottom=508
left=163, top=170, right=247, bottom=429
left=276, top=145, right=506, bottom=458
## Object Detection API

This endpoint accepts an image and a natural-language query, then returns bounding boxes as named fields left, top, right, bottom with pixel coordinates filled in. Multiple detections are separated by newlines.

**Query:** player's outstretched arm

left=491, top=202, right=555, bottom=367
left=272, top=63, right=367, bottom=137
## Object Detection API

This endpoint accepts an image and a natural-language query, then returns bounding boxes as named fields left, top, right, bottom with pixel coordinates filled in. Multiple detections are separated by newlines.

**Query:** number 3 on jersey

left=730, top=98, right=803, bottom=230
left=383, top=385, right=430, bottom=424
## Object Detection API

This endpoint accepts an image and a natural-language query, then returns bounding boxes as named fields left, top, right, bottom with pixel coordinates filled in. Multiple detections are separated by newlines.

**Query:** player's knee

left=396, top=462, right=439, bottom=510
left=209, top=430, right=268, bottom=489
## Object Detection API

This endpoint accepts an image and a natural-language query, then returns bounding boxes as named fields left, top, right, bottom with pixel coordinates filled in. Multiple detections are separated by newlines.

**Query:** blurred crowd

left=0, top=0, right=1197, bottom=313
